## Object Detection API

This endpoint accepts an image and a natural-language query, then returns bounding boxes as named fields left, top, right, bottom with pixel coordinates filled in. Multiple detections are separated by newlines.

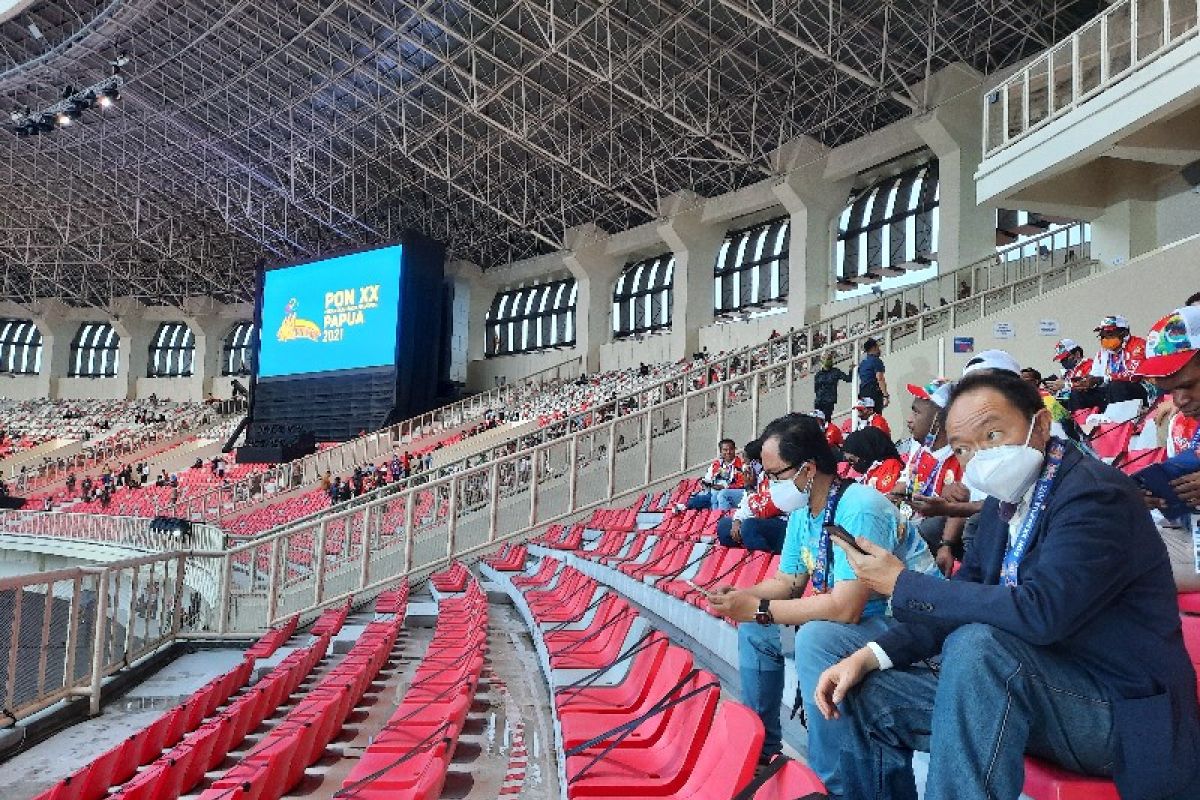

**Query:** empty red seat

left=1022, top=757, right=1120, bottom=800
left=752, top=759, right=828, bottom=799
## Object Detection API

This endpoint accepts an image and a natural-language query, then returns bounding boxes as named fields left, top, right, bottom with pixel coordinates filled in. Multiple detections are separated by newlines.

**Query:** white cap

left=962, top=349, right=1021, bottom=376
left=808, top=409, right=827, bottom=422
left=855, top=397, right=876, bottom=410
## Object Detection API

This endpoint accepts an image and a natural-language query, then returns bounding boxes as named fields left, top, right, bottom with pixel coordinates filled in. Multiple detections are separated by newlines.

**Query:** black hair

left=1020, top=367, right=1043, bottom=382
left=863, top=338, right=879, bottom=352
left=842, top=427, right=900, bottom=465
left=947, top=370, right=1045, bottom=421
left=1187, top=290, right=1200, bottom=307
left=743, top=437, right=763, bottom=462
left=718, top=438, right=736, bottom=450
left=759, top=413, right=839, bottom=475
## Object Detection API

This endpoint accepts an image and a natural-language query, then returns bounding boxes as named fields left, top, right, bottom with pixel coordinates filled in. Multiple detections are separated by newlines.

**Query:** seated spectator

left=896, top=380, right=959, bottom=554
left=717, top=438, right=787, bottom=553
left=706, top=413, right=941, bottom=776
left=1046, top=338, right=1093, bottom=408
left=842, top=397, right=891, bottom=436
left=686, top=438, right=745, bottom=510
left=1136, top=306, right=1200, bottom=592
left=1078, top=314, right=1149, bottom=408
left=810, top=409, right=843, bottom=449
left=842, top=428, right=904, bottom=494
left=812, top=370, right=1200, bottom=800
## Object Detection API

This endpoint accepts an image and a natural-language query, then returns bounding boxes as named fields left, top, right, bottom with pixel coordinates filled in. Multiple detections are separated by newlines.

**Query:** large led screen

left=257, top=245, right=403, bottom=379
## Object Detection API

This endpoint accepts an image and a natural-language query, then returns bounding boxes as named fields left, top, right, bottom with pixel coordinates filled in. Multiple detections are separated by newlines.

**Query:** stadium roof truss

left=0, top=0, right=1099, bottom=307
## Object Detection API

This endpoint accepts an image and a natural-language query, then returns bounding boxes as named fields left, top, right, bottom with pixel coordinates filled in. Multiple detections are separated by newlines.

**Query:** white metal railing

left=0, top=551, right=204, bottom=725
left=166, top=223, right=1091, bottom=529
left=166, top=355, right=583, bottom=521
left=0, top=511, right=225, bottom=552
left=197, top=234, right=1098, bottom=634
left=983, top=0, right=1200, bottom=155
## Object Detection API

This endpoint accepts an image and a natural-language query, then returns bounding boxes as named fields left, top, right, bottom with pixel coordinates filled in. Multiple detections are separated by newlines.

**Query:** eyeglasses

left=764, top=461, right=806, bottom=481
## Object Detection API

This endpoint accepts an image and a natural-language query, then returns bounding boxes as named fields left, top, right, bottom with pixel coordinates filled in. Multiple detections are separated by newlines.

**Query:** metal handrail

left=983, top=0, right=1199, bottom=155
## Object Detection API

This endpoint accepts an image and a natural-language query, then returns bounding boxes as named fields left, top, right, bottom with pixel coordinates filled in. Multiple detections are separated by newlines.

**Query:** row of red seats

left=338, top=581, right=488, bottom=799
left=244, top=613, right=299, bottom=660
left=585, top=505, right=641, bottom=533
left=32, top=658, right=255, bottom=800
left=41, top=640, right=326, bottom=800
left=198, top=617, right=404, bottom=800
left=430, top=560, right=470, bottom=593
left=536, top=523, right=585, bottom=551
left=654, top=507, right=725, bottom=537
left=484, top=542, right=528, bottom=571
left=309, top=602, right=352, bottom=636
left=509, top=553, right=824, bottom=799
left=375, top=582, right=410, bottom=615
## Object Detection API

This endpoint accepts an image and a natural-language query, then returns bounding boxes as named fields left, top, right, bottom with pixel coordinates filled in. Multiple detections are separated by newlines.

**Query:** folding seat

left=107, top=735, right=142, bottom=786
left=548, top=611, right=636, bottom=670
left=111, top=761, right=165, bottom=800
left=545, top=596, right=631, bottom=651
left=1022, top=758, right=1120, bottom=800
left=338, top=742, right=450, bottom=799
left=1178, top=592, right=1200, bottom=615
left=179, top=722, right=222, bottom=790
left=624, top=538, right=690, bottom=580
left=652, top=702, right=762, bottom=800
left=751, top=759, right=828, bottom=799
left=559, top=647, right=697, bottom=748
left=565, top=679, right=721, bottom=797
left=32, top=775, right=82, bottom=800
left=659, top=546, right=728, bottom=600
left=77, top=745, right=122, bottom=800
left=556, top=634, right=672, bottom=715
left=133, top=713, right=172, bottom=764
left=179, top=691, right=209, bottom=734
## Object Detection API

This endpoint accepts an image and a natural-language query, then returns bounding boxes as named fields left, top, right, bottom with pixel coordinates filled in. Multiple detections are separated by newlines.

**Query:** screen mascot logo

left=276, top=298, right=322, bottom=342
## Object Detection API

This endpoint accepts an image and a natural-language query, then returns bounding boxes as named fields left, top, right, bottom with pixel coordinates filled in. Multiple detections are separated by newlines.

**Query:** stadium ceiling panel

left=0, top=0, right=1100, bottom=307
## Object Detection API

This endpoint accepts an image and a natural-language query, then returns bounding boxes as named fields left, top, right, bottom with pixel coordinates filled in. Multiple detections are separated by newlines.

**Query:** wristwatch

left=755, top=598, right=774, bottom=625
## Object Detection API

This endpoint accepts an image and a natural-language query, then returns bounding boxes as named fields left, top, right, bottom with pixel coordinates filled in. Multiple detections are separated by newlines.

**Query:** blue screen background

left=257, top=246, right=403, bottom=378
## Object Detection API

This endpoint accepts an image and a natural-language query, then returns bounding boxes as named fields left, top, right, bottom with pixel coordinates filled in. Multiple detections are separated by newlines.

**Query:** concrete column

left=110, top=296, right=154, bottom=400
left=563, top=224, right=624, bottom=373
left=658, top=191, right=728, bottom=359
left=772, top=137, right=854, bottom=324
left=913, top=65, right=997, bottom=272
left=183, top=296, right=232, bottom=400
left=16, top=299, right=71, bottom=399
left=445, top=260, right=493, bottom=368
left=1091, top=199, right=1159, bottom=268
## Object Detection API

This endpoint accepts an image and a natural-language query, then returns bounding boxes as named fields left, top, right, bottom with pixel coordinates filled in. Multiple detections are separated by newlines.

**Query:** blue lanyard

left=921, top=455, right=948, bottom=497
left=1189, top=426, right=1200, bottom=452
left=811, top=480, right=845, bottom=593
left=1000, top=439, right=1067, bottom=587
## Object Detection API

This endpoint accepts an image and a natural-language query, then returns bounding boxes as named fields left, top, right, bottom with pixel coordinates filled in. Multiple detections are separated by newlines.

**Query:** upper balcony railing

left=983, top=0, right=1200, bottom=156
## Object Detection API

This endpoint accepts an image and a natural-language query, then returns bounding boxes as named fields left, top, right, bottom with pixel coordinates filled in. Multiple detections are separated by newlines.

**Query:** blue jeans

left=834, top=623, right=1127, bottom=800
left=716, top=516, right=787, bottom=553
left=686, top=491, right=714, bottom=510
left=715, top=488, right=745, bottom=511
left=739, top=615, right=895, bottom=783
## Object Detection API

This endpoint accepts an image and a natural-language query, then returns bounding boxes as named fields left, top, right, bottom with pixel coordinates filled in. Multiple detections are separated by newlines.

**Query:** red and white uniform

left=1090, top=336, right=1147, bottom=383
left=703, top=457, right=746, bottom=489
left=841, top=413, right=892, bottom=437
left=1167, top=413, right=1200, bottom=458
left=735, top=472, right=784, bottom=520
left=907, top=445, right=962, bottom=497
left=1063, top=357, right=1094, bottom=384
left=862, top=458, right=904, bottom=494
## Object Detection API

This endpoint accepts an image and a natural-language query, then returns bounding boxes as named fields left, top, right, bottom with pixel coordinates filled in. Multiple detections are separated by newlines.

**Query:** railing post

left=217, top=553, right=232, bottom=634
left=313, top=521, right=327, bottom=608
left=266, top=538, right=281, bottom=627
left=606, top=423, right=617, bottom=500
left=1100, top=13, right=1110, bottom=83
left=785, top=358, right=795, bottom=411
left=716, top=385, right=726, bottom=442
left=751, top=372, right=761, bottom=431
left=63, top=576, right=82, bottom=690
left=36, top=585, right=53, bottom=697
left=1001, top=79, right=1010, bottom=144
left=643, top=411, right=653, bottom=487
left=446, top=477, right=460, bottom=561
left=488, top=462, right=501, bottom=542
left=87, top=569, right=109, bottom=716
left=1130, top=0, right=1139, bottom=63
left=527, top=450, right=539, bottom=530
left=358, top=506, right=372, bottom=592
left=403, top=493, right=415, bottom=574
left=170, top=554, right=186, bottom=635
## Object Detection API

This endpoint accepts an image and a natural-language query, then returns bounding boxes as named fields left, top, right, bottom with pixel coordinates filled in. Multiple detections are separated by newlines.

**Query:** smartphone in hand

left=825, top=523, right=871, bottom=556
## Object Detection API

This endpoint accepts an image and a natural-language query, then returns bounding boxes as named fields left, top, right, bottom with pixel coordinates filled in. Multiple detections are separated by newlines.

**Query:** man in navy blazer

left=810, top=370, right=1200, bottom=800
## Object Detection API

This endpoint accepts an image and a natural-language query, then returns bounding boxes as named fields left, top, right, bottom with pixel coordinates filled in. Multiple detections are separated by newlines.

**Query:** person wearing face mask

left=810, top=369, right=1200, bottom=800
left=706, top=413, right=941, bottom=783
left=1080, top=314, right=1149, bottom=408
left=841, top=397, right=892, bottom=436
left=841, top=427, right=905, bottom=493
left=1046, top=338, right=1097, bottom=411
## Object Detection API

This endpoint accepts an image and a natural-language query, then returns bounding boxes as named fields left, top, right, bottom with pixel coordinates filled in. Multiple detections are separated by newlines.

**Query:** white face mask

left=768, top=464, right=813, bottom=513
left=963, top=415, right=1045, bottom=505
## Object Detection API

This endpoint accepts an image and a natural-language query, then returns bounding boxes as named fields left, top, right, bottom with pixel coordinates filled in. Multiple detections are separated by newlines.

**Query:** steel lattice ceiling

left=0, top=0, right=1100, bottom=307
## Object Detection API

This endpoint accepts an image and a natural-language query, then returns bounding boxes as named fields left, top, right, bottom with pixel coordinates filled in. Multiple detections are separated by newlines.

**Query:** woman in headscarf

left=841, top=427, right=904, bottom=494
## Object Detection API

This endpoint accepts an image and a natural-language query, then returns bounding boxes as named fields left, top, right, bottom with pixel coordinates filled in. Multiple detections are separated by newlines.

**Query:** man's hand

left=940, top=481, right=971, bottom=504
left=706, top=589, right=758, bottom=622
left=909, top=493, right=952, bottom=518
left=1170, top=471, right=1200, bottom=507
left=935, top=545, right=956, bottom=577
left=1142, top=488, right=1167, bottom=511
left=729, top=519, right=743, bottom=545
left=1044, top=377, right=1065, bottom=394
left=832, top=536, right=904, bottom=596
left=1151, top=397, right=1177, bottom=427
left=814, top=647, right=880, bottom=720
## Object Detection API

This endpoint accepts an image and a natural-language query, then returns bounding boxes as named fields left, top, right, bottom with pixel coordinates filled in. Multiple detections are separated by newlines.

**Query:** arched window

left=0, top=319, right=42, bottom=375
left=836, top=161, right=939, bottom=291
left=613, top=254, right=674, bottom=338
left=485, top=278, right=577, bottom=356
left=714, top=217, right=789, bottom=314
left=69, top=322, right=120, bottom=377
left=222, top=321, right=255, bottom=376
left=147, top=322, right=196, bottom=377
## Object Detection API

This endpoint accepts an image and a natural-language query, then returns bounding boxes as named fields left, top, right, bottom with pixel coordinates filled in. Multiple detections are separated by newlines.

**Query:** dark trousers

left=716, top=516, right=788, bottom=554
left=859, top=384, right=884, bottom=410
left=815, top=400, right=836, bottom=425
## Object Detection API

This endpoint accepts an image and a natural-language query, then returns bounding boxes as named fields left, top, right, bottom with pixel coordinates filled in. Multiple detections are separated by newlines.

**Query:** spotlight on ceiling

left=56, top=111, right=72, bottom=127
